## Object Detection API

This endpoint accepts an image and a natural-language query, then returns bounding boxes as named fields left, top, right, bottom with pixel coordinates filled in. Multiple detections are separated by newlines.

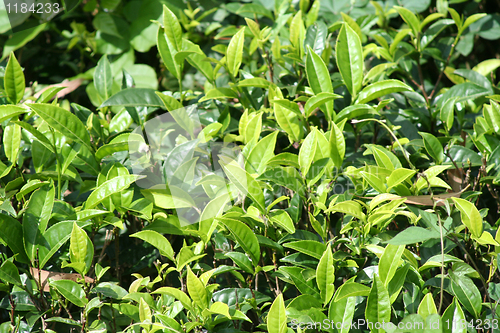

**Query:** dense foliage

left=1, top=0, right=500, bottom=332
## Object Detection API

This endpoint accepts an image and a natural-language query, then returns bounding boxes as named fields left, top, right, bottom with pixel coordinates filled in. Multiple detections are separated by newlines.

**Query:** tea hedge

left=1, top=1, right=500, bottom=332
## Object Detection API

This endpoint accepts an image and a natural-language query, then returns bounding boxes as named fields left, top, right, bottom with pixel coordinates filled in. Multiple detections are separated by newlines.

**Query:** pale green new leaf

left=5, top=52, right=25, bottom=104
left=317, top=243, right=335, bottom=305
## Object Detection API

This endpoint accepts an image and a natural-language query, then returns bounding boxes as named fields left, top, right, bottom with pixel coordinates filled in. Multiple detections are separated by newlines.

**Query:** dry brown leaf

left=447, top=168, right=464, bottom=192
left=30, top=267, right=94, bottom=292
left=33, top=79, right=84, bottom=100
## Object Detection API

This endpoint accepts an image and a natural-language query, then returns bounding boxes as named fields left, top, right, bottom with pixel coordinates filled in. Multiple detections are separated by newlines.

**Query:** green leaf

left=245, top=131, right=278, bottom=175
left=329, top=201, right=365, bottom=221
left=199, top=87, right=238, bottom=102
left=162, top=5, right=183, bottom=51
left=304, top=92, right=340, bottom=118
left=187, top=266, right=209, bottom=309
left=330, top=121, right=345, bottom=168
left=50, top=280, right=87, bottom=307
left=394, top=6, right=421, bottom=37
left=460, top=13, right=487, bottom=36
left=484, top=101, right=500, bottom=134
left=299, top=129, right=317, bottom=176
left=451, top=198, right=483, bottom=238
left=153, top=287, right=192, bottom=311
left=139, top=298, right=152, bottom=323
left=334, top=282, right=371, bottom=301
left=220, top=156, right=266, bottom=213
left=0, top=260, right=21, bottom=286
left=157, top=27, right=181, bottom=79
left=218, top=216, right=260, bottom=265
left=329, top=296, right=356, bottom=333
left=3, top=123, right=21, bottom=164
left=130, top=230, right=174, bottom=261
left=449, top=271, right=481, bottom=318
left=388, top=227, right=441, bottom=245
left=225, top=252, right=254, bottom=274
left=0, top=105, right=27, bottom=123
left=226, top=28, right=245, bottom=77
left=274, top=99, right=304, bottom=142
left=317, top=243, right=335, bottom=305
left=305, top=46, right=334, bottom=118
left=4, top=52, right=25, bottom=104
left=268, top=210, right=295, bottom=234
left=440, top=97, right=457, bottom=131
left=237, top=78, right=271, bottom=89
left=29, top=104, right=93, bottom=153
left=12, top=120, right=54, bottom=153
left=365, top=275, right=391, bottom=333
left=101, top=88, right=165, bottom=108
left=379, top=244, right=405, bottom=287
left=419, top=132, right=445, bottom=164
left=39, top=221, right=82, bottom=269
left=267, top=294, right=287, bottom=333
left=69, top=222, right=93, bottom=274
left=283, top=240, right=326, bottom=260
left=336, top=24, right=363, bottom=99
left=94, top=55, right=112, bottom=100
left=356, top=79, right=413, bottom=104
left=418, top=293, right=438, bottom=320
left=442, top=298, right=466, bottom=333
left=0, top=214, right=27, bottom=264
left=86, top=175, right=139, bottom=209
left=23, top=184, right=55, bottom=262
left=387, top=168, right=416, bottom=189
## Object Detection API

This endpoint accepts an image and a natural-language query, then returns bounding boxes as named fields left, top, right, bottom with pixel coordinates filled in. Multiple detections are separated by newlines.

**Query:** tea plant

left=1, top=1, right=500, bottom=332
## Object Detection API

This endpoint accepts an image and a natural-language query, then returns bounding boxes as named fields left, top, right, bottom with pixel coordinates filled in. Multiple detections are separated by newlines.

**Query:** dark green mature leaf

left=0, top=214, right=29, bottom=264
left=29, top=104, right=93, bottom=152
left=50, top=280, right=87, bottom=307
left=419, top=132, right=445, bottom=164
left=225, top=252, right=254, bottom=274
left=449, top=272, right=481, bottom=318
left=0, top=260, right=21, bottom=286
left=218, top=216, right=260, bottom=265
left=23, top=185, right=55, bottom=262
left=5, top=52, right=25, bottom=104
left=101, top=88, right=164, bottom=108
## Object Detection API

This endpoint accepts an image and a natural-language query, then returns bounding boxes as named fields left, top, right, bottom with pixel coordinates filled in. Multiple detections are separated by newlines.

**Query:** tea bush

left=1, top=0, right=500, bottom=332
